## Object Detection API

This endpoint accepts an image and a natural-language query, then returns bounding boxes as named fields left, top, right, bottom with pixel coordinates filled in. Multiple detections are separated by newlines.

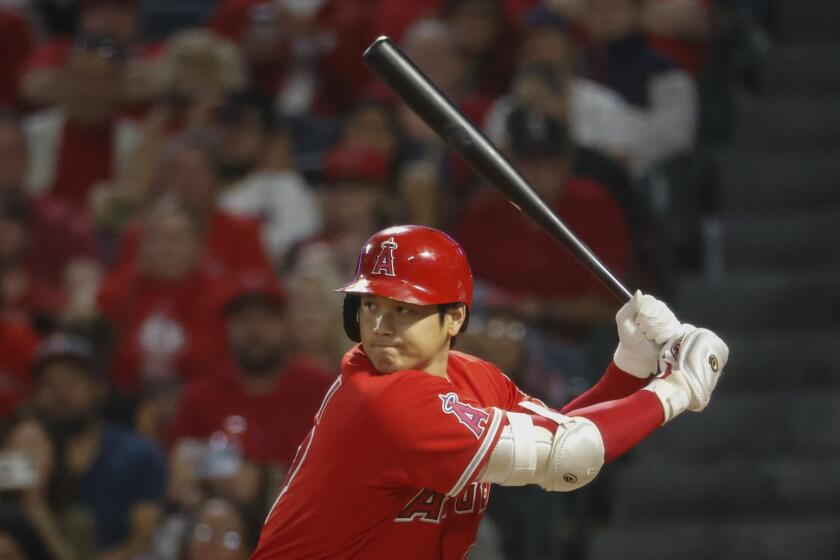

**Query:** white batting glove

left=644, top=327, right=730, bottom=423
left=613, top=290, right=682, bottom=378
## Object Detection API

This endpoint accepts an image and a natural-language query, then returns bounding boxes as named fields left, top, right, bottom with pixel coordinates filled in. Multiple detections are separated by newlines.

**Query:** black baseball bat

left=362, top=36, right=632, bottom=303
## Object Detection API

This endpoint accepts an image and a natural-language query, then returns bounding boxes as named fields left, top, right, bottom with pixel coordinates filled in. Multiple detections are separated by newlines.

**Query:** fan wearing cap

left=457, top=107, right=630, bottom=329
left=30, top=333, right=166, bottom=559
left=19, top=0, right=160, bottom=110
left=296, top=141, right=391, bottom=277
left=252, top=225, right=729, bottom=559
left=170, top=273, right=336, bottom=467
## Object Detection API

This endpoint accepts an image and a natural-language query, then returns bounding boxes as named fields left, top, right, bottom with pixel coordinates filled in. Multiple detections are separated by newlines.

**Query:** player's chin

left=366, top=348, right=404, bottom=373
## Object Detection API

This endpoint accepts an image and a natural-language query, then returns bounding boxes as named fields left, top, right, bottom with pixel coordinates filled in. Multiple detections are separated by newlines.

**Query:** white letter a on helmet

left=371, top=237, right=398, bottom=277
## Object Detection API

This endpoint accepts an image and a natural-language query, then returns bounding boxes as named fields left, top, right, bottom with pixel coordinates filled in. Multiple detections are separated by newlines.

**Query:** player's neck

left=418, top=346, right=451, bottom=379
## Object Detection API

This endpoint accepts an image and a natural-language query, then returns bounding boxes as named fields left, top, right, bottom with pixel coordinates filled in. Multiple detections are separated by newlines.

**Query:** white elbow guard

left=540, top=417, right=605, bottom=492
left=478, top=411, right=605, bottom=492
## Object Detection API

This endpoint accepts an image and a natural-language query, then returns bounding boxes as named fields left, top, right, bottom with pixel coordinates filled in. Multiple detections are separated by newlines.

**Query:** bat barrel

left=363, top=37, right=632, bottom=303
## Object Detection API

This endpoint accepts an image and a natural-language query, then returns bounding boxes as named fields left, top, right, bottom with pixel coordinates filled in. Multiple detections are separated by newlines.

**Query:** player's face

left=359, top=295, right=464, bottom=376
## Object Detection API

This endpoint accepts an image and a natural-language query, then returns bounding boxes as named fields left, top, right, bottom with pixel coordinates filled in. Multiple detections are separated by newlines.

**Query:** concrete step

left=733, top=94, right=840, bottom=147
left=715, top=329, right=840, bottom=391
left=673, top=272, right=840, bottom=330
left=635, top=391, right=840, bottom=461
left=717, top=148, right=840, bottom=213
left=721, top=211, right=840, bottom=273
left=609, top=458, right=840, bottom=521
left=588, top=516, right=840, bottom=560
left=763, top=43, right=840, bottom=93
left=772, top=0, right=840, bottom=43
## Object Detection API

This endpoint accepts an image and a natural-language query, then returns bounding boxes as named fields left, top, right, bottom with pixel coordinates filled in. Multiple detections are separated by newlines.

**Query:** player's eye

left=396, top=306, right=412, bottom=315
left=362, top=300, right=376, bottom=311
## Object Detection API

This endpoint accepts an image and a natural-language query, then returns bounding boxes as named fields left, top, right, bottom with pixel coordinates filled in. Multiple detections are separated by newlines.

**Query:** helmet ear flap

left=343, top=294, right=361, bottom=342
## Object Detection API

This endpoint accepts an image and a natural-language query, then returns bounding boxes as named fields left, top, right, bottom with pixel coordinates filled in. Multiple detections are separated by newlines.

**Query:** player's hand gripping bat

left=363, top=36, right=632, bottom=303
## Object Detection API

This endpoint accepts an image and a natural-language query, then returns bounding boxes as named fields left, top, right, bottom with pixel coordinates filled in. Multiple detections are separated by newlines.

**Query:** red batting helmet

left=336, top=225, right=473, bottom=341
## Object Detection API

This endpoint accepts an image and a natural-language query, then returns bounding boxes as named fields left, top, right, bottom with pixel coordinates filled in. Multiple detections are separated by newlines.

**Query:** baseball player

left=252, top=225, right=728, bottom=559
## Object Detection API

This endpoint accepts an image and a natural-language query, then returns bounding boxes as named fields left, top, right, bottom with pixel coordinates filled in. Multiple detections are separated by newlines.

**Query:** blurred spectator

left=581, top=0, right=698, bottom=173
left=0, top=194, right=66, bottom=323
left=94, top=29, right=248, bottom=229
left=456, top=108, right=630, bottom=328
left=0, top=113, right=99, bottom=326
left=24, top=35, right=141, bottom=208
left=300, top=142, right=391, bottom=276
left=211, top=0, right=309, bottom=114
left=18, top=0, right=160, bottom=109
left=0, top=318, right=38, bottom=418
left=643, top=0, right=713, bottom=75
left=0, top=114, right=27, bottom=195
left=112, top=130, right=272, bottom=280
left=210, top=0, right=402, bottom=117
left=398, top=19, right=475, bottom=134
left=152, top=29, right=247, bottom=115
left=341, top=99, right=401, bottom=162
left=443, top=0, right=515, bottom=100
left=31, top=333, right=167, bottom=559
left=0, top=410, right=84, bottom=560
left=184, top=498, right=252, bottom=560
left=171, top=273, right=335, bottom=467
left=393, top=15, right=519, bottom=225
left=153, top=440, right=206, bottom=559
left=369, top=89, right=445, bottom=228
left=98, top=195, right=222, bottom=400
left=0, top=8, right=35, bottom=108
left=285, top=247, right=350, bottom=371
left=0, top=505, right=53, bottom=560
left=484, top=9, right=633, bottom=170
left=215, top=92, right=322, bottom=265
left=158, top=436, right=281, bottom=559
left=546, top=0, right=712, bottom=75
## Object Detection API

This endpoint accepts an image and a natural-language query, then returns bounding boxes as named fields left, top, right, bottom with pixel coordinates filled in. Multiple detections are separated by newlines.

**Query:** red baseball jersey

left=252, top=345, right=531, bottom=560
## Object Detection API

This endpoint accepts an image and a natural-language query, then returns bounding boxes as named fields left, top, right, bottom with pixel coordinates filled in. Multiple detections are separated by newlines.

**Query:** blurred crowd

left=0, top=0, right=765, bottom=558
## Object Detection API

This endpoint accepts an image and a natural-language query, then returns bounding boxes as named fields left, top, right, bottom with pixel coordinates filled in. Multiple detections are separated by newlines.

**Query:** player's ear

left=445, top=304, right=468, bottom=337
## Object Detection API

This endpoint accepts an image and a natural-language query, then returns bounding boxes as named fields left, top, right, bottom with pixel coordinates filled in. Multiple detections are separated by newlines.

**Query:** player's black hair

left=342, top=295, right=469, bottom=346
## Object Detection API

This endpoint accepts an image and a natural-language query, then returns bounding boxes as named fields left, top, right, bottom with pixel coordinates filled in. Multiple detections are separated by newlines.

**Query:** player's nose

left=372, top=311, right=393, bottom=336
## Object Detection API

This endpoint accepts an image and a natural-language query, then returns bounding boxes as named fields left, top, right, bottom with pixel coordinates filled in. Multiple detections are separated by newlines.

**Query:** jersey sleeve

left=476, top=358, right=551, bottom=413
left=365, top=372, right=505, bottom=498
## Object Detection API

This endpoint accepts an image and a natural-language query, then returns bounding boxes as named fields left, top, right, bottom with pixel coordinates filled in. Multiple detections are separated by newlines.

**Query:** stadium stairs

left=587, top=1, right=840, bottom=558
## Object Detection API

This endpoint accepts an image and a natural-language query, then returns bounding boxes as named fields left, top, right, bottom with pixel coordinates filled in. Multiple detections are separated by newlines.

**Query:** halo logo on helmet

left=371, top=237, right=398, bottom=277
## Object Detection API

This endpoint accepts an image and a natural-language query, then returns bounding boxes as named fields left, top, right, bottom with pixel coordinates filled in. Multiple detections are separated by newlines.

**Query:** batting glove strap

left=644, top=372, right=691, bottom=424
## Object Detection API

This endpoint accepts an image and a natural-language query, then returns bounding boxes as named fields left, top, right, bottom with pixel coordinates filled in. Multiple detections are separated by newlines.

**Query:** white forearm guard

left=478, top=409, right=605, bottom=492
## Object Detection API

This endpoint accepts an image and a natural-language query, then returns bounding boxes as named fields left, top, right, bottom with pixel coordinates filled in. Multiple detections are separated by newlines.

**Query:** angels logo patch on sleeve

left=439, top=393, right=489, bottom=438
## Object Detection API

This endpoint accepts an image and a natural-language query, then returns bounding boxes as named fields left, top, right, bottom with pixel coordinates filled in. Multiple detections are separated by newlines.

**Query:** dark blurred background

left=0, top=0, right=838, bottom=559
